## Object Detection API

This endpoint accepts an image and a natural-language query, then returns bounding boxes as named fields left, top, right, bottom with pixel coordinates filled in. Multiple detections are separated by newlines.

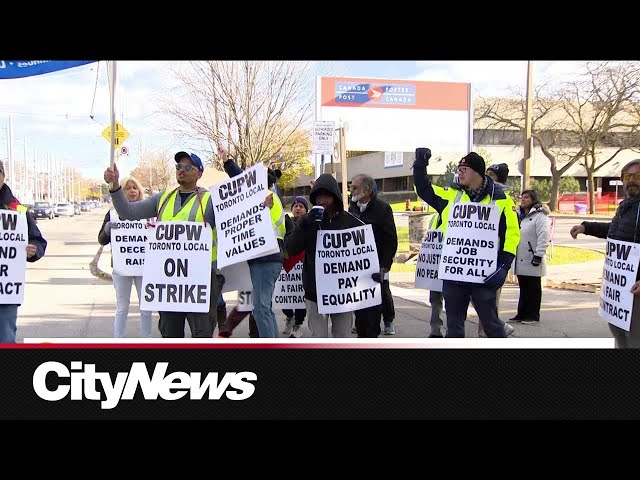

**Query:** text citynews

left=32, top=362, right=258, bottom=410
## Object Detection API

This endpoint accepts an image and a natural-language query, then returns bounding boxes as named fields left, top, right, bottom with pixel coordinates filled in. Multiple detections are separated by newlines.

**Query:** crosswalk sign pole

left=108, top=61, right=117, bottom=184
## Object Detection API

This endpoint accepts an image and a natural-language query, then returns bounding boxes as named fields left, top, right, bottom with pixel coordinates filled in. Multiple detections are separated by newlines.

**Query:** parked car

left=54, top=202, right=75, bottom=217
left=30, top=201, right=55, bottom=220
left=80, top=201, right=92, bottom=212
left=73, top=203, right=82, bottom=215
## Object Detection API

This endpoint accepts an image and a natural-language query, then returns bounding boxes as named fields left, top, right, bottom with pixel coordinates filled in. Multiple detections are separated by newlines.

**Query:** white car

left=54, top=202, right=75, bottom=217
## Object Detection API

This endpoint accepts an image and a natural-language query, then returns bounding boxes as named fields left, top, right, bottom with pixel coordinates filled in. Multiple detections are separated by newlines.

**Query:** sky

left=0, top=60, right=585, bottom=186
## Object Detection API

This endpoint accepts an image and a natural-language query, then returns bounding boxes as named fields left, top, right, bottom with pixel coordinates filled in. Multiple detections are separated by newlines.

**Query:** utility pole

left=108, top=61, right=117, bottom=189
left=523, top=60, right=534, bottom=190
left=7, top=115, right=13, bottom=187
left=339, top=127, right=348, bottom=205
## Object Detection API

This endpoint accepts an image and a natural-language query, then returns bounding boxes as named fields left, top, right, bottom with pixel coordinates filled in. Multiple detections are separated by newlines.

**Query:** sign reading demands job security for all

left=439, top=202, right=500, bottom=283
left=273, top=261, right=305, bottom=309
left=599, top=238, right=640, bottom=331
left=415, top=225, right=444, bottom=292
left=140, top=221, right=212, bottom=313
left=109, top=210, right=150, bottom=276
left=315, top=224, right=381, bottom=314
left=211, top=163, right=280, bottom=269
left=0, top=211, right=28, bottom=304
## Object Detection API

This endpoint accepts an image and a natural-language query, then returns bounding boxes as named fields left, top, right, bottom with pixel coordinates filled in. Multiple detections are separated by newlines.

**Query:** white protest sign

left=211, top=163, right=280, bottom=268
left=109, top=209, right=150, bottom=276
left=312, top=121, right=335, bottom=156
left=599, top=238, right=640, bottom=331
left=273, top=261, right=305, bottom=309
left=439, top=202, right=500, bottom=283
left=315, top=224, right=381, bottom=314
left=0, top=211, right=28, bottom=304
left=219, top=261, right=254, bottom=312
left=140, top=221, right=212, bottom=313
left=415, top=227, right=444, bottom=291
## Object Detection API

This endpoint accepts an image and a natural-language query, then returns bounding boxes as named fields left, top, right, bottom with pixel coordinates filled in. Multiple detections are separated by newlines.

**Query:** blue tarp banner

left=0, top=60, right=97, bottom=79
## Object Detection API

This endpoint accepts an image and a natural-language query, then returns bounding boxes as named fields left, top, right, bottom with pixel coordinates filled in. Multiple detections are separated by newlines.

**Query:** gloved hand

left=413, top=147, right=432, bottom=169
left=483, top=266, right=508, bottom=290
left=298, top=212, right=320, bottom=229
left=484, top=252, right=514, bottom=289
left=103, top=221, right=118, bottom=235
left=531, top=255, right=542, bottom=267
left=309, top=206, right=325, bottom=222
left=371, top=272, right=383, bottom=283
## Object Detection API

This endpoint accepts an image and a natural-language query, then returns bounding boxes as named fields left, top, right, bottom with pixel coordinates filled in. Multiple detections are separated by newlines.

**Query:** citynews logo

left=32, top=361, right=257, bottom=410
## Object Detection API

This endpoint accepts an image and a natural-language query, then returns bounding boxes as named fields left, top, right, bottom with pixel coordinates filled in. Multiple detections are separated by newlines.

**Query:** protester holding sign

left=509, top=190, right=550, bottom=325
left=413, top=148, right=520, bottom=338
left=348, top=174, right=398, bottom=337
left=104, top=152, right=224, bottom=338
left=281, top=196, right=308, bottom=338
left=285, top=174, right=368, bottom=337
left=0, top=160, right=47, bottom=343
left=571, top=160, right=640, bottom=348
left=219, top=147, right=286, bottom=338
left=98, top=176, right=153, bottom=338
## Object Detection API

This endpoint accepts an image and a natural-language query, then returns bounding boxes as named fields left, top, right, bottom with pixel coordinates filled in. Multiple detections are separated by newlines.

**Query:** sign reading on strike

left=140, top=221, right=212, bottom=313
left=0, top=211, right=28, bottom=304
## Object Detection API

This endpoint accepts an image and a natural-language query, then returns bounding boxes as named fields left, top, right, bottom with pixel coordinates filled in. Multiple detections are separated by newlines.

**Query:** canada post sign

left=334, top=82, right=416, bottom=106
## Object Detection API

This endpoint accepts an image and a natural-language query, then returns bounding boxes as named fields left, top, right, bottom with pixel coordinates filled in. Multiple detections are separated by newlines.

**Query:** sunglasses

left=176, top=164, right=197, bottom=172
left=622, top=172, right=640, bottom=181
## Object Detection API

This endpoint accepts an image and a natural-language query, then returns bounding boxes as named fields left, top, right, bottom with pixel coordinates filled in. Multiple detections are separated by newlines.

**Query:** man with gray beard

left=348, top=174, right=398, bottom=337
left=571, top=159, right=640, bottom=348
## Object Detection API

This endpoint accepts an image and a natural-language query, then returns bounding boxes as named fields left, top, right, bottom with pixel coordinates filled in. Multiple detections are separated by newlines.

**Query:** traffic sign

left=120, top=146, right=129, bottom=156
left=101, top=121, right=130, bottom=147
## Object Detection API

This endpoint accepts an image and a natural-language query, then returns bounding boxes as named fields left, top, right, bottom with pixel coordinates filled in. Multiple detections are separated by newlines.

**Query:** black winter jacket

left=583, top=196, right=640, bottom=243
left=348, top=195, right=398, bottom=270
left=285, top=174, right=364, bottom=302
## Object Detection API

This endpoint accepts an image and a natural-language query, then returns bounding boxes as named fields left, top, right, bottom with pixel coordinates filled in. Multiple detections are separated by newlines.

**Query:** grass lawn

left=547, top=246, right=603, bottom=265
left=397, top=226, right=409, bottom=252
left=389, top=201, right=437, bottom=213
left=390, top=244, right=603, bottom=273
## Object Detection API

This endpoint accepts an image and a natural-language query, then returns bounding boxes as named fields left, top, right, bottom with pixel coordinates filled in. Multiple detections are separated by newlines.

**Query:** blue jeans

left=249, top=261, right=282, bottom=338
left=0, top=304, right=19, bottom=343
left=217, top=293, right=226, bottom=308
left=112, top=273, right=152, bottom=338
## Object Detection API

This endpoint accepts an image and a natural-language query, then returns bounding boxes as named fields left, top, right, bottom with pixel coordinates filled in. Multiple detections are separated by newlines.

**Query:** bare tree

left=158, top=61, right=333, bottom=175
left=561, top=62, right=640, bottom=213
left=130, top=146, right=173, bottom=191
left=476, top=84, right=585, bottom=211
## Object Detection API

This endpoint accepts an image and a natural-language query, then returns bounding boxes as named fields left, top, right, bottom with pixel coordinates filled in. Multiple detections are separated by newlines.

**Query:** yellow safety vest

left=420, top=185, right=520, bottom=256
left=270, top=192, right=286, bottom=240
left=157, top=188, right=217, bottom=262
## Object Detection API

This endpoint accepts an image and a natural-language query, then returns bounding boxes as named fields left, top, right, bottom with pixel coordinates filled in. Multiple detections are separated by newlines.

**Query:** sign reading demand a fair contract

left=599, top=238, right=640, bottom=331
left=0, top=211, right=28, bottom=304
left=211, top=163, right=280, bottom=269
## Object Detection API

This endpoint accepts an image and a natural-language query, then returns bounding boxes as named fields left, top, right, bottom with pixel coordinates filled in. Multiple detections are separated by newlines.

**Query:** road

left=14, top=206, right=613, bottom=343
